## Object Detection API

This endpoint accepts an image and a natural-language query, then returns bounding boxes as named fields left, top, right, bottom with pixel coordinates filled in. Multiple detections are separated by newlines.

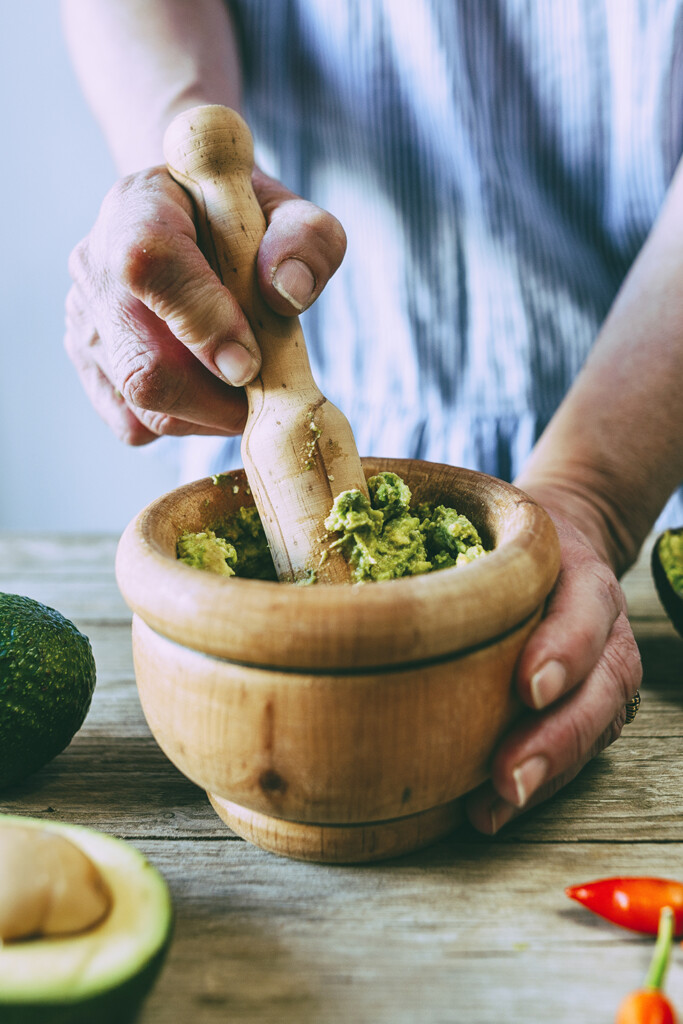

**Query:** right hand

left=65, top=166, right=347, bottom=445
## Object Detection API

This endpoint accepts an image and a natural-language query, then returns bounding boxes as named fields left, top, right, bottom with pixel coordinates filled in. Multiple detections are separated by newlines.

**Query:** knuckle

left=103, top=172, right=196, bottom=302
left=69, top=170, right=177, bottom=291
left=326, top=213, right=348, bottom=261
left=302, top=207, right=347, bottom=266
left=269, top=197, right=348, bottom=280
left=114, top=227, right=177, bottom=297
left=119, top=354, right=184, bottom=414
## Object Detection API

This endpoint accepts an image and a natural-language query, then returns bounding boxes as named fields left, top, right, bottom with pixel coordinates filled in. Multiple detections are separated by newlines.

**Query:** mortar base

left=207, top=792, right=465, bottom=863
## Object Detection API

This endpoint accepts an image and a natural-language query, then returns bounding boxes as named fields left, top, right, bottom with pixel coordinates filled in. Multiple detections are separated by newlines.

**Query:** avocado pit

left=0, top=814, right=172, bottom=1023
left=0, top=825, right=111, bottom=943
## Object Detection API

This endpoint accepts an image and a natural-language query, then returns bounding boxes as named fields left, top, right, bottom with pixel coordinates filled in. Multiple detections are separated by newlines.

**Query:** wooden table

left=1, top=532, right=681, bottom=1023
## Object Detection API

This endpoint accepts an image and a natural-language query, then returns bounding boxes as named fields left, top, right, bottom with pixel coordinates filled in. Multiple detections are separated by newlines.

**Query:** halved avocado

left=652, top=528, right=683, bottom=638
left=0, top=815, right=172, bottom=1024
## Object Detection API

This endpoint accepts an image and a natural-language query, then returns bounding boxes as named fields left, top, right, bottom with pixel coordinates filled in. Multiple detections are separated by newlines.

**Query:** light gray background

left=0, top=4, right=179, bottom=532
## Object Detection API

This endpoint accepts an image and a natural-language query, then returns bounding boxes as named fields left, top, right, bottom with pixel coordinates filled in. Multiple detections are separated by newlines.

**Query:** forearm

left=517, top=158, right=683, bottom=575
left=61, top=0, right=242, bottom=173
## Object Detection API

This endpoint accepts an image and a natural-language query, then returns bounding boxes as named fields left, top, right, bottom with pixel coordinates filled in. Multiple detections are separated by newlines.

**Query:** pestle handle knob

left=163, top=105, right=366, bottom=583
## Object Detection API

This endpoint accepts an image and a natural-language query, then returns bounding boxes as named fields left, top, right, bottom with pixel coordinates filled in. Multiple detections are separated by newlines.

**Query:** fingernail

left=489, top=798, right=517, bottom=834
left=512, top=754, right=549, bottom=807
left=215, top=342, right=259, bottom=386
left=530, top=660, right=566, bottom=709
left=272, top=258, right=315, bottom=311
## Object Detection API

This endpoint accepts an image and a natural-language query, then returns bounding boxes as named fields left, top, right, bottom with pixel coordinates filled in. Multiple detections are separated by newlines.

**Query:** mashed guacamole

left=177, top=471, right=488, bottom=583
left=659, top=529, right=683, bottom=597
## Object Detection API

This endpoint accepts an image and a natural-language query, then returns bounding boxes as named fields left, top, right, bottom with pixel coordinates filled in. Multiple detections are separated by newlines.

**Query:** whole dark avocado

left=0, top=593, right=96, bottom=789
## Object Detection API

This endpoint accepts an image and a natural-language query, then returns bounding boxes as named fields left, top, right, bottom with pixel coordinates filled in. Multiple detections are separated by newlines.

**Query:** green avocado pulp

left=177, top=471, right=488, bottom=583
left=659, top=530, right=683, bottom=597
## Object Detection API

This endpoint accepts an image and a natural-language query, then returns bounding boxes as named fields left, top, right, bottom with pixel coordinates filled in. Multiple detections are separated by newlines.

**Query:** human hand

left=65, top=166, right=346, bottom=445
left=465, top=498, right=643, bottom=833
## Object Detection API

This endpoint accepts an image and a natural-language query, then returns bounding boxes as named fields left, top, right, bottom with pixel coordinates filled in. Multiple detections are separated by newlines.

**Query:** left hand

left=465, top=501, right=642, bottom=834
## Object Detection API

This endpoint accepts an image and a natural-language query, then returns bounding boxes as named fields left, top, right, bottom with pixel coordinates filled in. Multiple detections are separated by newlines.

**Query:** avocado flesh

left=0, top=816, right=172, bottom=1023
left=0, top=594, right=96, bottom=789
left=652, top=528, right=683, bottom=638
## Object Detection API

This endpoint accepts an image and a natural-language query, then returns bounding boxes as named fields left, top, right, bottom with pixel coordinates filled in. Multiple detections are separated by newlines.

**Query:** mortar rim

left=115, top=457, right=561, bottom=669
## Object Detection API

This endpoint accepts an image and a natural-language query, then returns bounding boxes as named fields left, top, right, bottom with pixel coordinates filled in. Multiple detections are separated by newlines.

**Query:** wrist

left=514, top=469, right=642, bottom=578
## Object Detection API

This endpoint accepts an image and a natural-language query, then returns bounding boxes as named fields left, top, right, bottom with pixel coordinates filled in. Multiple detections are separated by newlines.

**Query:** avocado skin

left=0, top=593, right=96, bottom=789
left=0, top=932, right=172, bottom=1024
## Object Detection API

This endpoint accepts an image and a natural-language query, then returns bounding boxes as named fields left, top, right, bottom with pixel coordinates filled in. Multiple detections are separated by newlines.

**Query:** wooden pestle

left=163, top=105, right=368, bottom=583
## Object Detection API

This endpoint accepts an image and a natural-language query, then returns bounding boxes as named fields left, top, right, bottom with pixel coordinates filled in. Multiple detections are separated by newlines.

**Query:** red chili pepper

left=566, top=878, right=683, bottom=936
left=615, top=907, right=677, bottom=1023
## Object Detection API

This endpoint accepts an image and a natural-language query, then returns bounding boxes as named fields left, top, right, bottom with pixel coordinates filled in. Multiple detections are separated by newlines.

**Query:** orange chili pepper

left=566, top=878, right=683, bottom=936
left=615, top=907, right=677, bottom=1023
left=617, top=991, right=676, bottom=1024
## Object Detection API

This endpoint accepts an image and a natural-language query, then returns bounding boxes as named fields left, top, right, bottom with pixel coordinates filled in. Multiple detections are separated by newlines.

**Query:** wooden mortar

left=116, top=458, right=561, bottom=863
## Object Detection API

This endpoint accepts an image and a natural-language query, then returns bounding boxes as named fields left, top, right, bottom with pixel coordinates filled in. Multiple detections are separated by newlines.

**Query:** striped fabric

left=184, top=0, right=683, bottom=526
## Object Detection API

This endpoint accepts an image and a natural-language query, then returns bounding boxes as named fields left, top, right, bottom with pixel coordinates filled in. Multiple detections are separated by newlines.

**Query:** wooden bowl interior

left=116, top=458, right=561, bottom=670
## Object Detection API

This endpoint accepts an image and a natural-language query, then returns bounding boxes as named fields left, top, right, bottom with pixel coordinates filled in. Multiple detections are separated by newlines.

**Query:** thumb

left=253, top=169, right=347, bottom=316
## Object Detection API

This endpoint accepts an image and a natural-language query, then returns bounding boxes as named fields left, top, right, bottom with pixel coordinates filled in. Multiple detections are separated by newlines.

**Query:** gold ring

left=625, top=690, right=641, bottom=724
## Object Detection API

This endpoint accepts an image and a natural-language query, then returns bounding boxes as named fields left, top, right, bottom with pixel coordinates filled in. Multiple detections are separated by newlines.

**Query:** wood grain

left=111, top=839, right=683, bottom=1024
left=0, top=531, right=681, bottom=1022
left=130, top=608, right=534, bottom=827
left=116, top=457, right=560, bottom=860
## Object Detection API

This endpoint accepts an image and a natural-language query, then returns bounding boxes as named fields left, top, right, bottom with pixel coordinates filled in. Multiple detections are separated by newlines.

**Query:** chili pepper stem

left=645, top=907, right=674, bottom=991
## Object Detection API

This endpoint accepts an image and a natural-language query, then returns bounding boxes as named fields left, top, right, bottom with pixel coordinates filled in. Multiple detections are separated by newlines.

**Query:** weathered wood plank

left=4, top=724, right=683, bottom=843
left=0, top=576, right=131, bottom=623
left=2, top=620, right=680, bottom=843
left=115, top=838, right=683, bottom=1024
left=0, top=533, right=119, bottom=573
left=0, top=533, right=128, bottom=622
left=0, top=734, right=229, bottom=838
left=1, top=531, right=681, bottom=1024
left=499, top=735, right=683, bottom=841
